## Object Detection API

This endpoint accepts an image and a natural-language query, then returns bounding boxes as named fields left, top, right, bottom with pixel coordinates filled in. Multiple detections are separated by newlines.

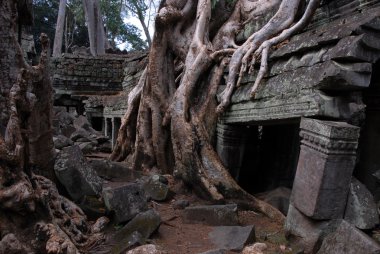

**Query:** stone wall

left=221, top=0, right=380, bottom=124
left=52, top=54, right=126, bottom=95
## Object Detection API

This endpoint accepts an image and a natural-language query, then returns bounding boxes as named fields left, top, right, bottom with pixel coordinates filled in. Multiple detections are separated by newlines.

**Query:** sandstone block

left=292, top=118, right=360, bottom=219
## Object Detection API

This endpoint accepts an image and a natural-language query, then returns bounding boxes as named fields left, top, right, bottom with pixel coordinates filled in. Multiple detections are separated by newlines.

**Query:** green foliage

left=100, top=0, right=147, bottom=50
left=32, top=0, right=147, bottom=52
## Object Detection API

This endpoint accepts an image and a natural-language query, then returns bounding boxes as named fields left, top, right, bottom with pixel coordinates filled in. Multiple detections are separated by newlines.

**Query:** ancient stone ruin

left=2, top=0, right=380, bottom=253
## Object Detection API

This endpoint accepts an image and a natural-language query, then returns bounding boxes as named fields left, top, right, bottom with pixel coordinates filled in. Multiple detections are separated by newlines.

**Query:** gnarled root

left=35, top=222, right=80, bottom=254
left=0, top=173, right=35, bottom=213
left=33, top=175, right=106, bottom=251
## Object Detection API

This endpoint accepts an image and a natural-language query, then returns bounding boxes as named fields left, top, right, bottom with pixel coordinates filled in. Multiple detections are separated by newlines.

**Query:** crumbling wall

left=52, top=54, right=127, bottom=95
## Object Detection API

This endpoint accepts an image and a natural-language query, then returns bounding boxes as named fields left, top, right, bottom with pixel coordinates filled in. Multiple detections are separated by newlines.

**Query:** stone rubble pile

left=285, top=118, right=380, bottom=254
left=53, top=107, right=112, bottom=154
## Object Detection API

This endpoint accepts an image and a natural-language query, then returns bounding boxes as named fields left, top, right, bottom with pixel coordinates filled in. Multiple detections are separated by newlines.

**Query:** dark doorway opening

left=91, top=117, right=104, bottom=132
left=238, top=123, right=300, bottom=194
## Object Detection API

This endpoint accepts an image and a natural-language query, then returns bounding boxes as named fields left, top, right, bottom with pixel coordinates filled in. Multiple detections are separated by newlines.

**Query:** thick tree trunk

left=53, top=0, right=67, bottom=57
left=112, top=0, right=321, bottom=221
left=0, top=2, right=106, bottom=253
left=82, top=0, right=106, bottom=56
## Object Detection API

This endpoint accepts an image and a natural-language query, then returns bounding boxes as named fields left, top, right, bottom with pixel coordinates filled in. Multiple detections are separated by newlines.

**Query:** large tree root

left=112, top=0, right=321, bottom=222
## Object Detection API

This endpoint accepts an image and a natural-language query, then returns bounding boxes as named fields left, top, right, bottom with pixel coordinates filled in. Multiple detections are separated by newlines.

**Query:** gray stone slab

left=111, top=209, right=161, bottom=253
left=344, top=177, right=379, bottom=230
left=142, top=174, right=169, bottom=201
left=208, top=226, right=255, bottom=251
left=292, top=118, right=360, bottom=220
left=317, top=220, right=380, bottom=254
left=102, top=182, right=148, bottom=223
left=54, top=145, right=103, bottom=201
left=285, top=204, right=331, bottom=254
left=183, top=204, right=238, bottom=226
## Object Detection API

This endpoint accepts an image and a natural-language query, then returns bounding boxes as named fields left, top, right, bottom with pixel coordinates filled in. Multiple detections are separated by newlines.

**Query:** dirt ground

left=148, top=192, right=289, bottom=254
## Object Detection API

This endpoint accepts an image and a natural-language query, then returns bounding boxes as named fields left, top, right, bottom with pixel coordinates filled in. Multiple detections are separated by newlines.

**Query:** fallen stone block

left=285, top=204, right=331, bottom=254
left=142, top=174, right=169, bottom=201
left=53, top=134, right=73, bottom=150
left=54, top=145, right=103, bottom=201
left=89, top=159, right=142, bottom=181
left=183, top=204, right=238, bottom=226
left=111, top=209, right=161, bottom=253
left=102, top=182, right=148, bottom=223
left=344, top=177, right=379, bottom=230
left=316, top=220, right=380, bottom=254
left=209, top=225, right=256, bottom=251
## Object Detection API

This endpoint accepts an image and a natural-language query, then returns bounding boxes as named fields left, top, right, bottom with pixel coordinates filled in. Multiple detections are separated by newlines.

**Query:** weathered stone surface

left=111, top=209, right=161, bottom=253
left=316, top=220, right=380, bottom=254
left=256, top=187, right=291, bottom=215
left=126, top=244, right=163, bottom=254
left=142, top=174, right=169, bottom=201
left=89, top=159, right=142, bottom=181
left=183, top=204, right=238, bottom=226
left=344, top=177, right=379, bottom=230
left=102, top=182, right=148, bottom=223
left=70, top=128, right=92, bottom=142
left=172, top=199, right=190, bottom=210
left=292, top=118, right=360, bottom=220
left=285, top=204, right=331, bottom=254
left=242, top=243, right=268, bottom=254
left=53, top=134, right=73, bottom=149
left=219, top=6, right=380, bottom=125
left=78, top=141, right=95, bottom=154
left=208, top=226, right=255, bottom=251
left=54, top=145, right=103, bottom=201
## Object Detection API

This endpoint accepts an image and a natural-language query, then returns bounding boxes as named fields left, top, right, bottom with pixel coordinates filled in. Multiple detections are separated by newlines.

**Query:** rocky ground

left=49, top=108, right=380, bottom=254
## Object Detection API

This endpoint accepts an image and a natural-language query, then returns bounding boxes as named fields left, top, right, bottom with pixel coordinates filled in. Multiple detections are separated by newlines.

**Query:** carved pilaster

left=216, top=123, right=247, bottom=180
left=292, top=118, right=360, bottom=220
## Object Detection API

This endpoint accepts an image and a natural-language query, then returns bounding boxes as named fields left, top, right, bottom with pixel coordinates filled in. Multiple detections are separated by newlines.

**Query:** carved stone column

left=292, top=118, right=360, bottom=220
left=216, top=123, right=247, bottom=180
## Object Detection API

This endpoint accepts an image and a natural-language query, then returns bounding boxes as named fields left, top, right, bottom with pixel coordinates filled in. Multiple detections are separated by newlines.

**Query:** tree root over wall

left=112, top=0, right=322, bottom=222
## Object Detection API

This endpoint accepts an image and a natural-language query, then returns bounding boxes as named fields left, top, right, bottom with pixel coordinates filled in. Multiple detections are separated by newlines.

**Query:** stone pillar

left=216, top=123, right=246, bottom=180
left=292, top=118, right=360, bottom=220
left=104, top=117, right=108, bottom=137
left=111, top=118, right=116, bottom=149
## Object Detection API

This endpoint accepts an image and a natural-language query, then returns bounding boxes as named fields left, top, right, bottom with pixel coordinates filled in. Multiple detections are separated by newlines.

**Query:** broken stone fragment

left=89, top=159, right=142, bottom=181
left=126, top=244, right=163, bottom=254
left=142, top=174, right=169, bottom=201
left=102, top=182, right=148, bottom=223
left=54, top=145, right=103, bottom=201
left=285, top=204, right=332, bottom=254
left=344, top=177, right=379, bottom=230
left=53, top=134, right=73, bottom=150
left=70, top=128, right=92, bottom=142
left=183, top=204, right=239, bottom=226
left=242, top=243, right=267, bottom=254
left=208, top=225, right=256, bottom=251
left=316, top=220, right=380, bottom=254
left=111, top=209, right=161, bottom=253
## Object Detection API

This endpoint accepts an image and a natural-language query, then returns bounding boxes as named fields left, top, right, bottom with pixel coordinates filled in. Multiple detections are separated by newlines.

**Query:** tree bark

left=112, top=0, right=321, bottom=221
left=52, top=0, right=67, bottom=57
left=82, top=0, right=106, bottom=56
